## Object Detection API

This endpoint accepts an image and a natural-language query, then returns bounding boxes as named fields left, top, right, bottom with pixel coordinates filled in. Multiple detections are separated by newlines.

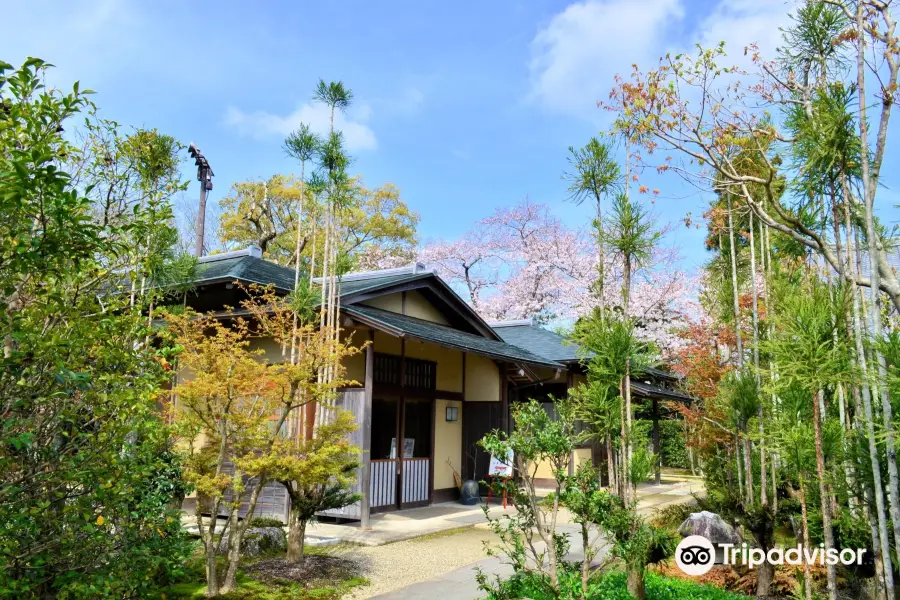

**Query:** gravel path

left=328, top=526, right=498, bottom=599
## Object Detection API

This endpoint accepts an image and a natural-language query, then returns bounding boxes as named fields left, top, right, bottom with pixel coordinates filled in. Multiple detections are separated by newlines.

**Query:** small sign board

left=488, top=449, right=514, bottom=478
left=389, top=438, right=416, bottom=459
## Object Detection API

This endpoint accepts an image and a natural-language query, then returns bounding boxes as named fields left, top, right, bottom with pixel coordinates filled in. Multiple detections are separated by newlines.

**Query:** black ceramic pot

left=459, top=480, right=480, bottom=505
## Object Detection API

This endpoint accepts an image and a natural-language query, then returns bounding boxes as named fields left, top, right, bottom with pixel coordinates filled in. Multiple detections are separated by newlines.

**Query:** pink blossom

left=418, top=199, right=694, bottom=355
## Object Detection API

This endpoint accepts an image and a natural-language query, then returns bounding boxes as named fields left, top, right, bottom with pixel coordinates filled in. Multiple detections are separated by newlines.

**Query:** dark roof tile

left=343, top=305, right=563, bottom=369
left=194, top=256, right=429, bottom=297
left=493, top=324, right=581, bottom=363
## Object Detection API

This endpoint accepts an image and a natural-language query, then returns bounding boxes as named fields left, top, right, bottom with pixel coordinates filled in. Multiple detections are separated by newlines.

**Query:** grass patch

left=650, top=503, right=695, bottom=530
left=165, top=549, right=367, bottom=599
left=410, top=525, right=475, bottom=542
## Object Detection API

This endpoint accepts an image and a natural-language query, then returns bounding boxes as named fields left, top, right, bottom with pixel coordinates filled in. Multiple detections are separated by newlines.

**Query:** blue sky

left=5, top=0, right=899, bottom=275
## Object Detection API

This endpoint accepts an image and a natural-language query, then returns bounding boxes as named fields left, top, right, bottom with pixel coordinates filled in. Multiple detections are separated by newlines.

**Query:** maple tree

left=166, top=285, right=359, bottom=595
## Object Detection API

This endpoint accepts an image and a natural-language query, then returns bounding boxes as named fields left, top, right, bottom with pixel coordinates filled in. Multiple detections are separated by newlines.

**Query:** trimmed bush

left=481, top=567, right=749, bottom=600
left=593, top=572, right=750, bottom=599
left=248, top=517, right=286, bottom=528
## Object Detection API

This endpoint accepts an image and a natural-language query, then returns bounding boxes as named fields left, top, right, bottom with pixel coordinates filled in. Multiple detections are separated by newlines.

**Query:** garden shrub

left=482, top=567, right=750, bottom=600
left=248, top=517, right=286, bottom=528
left=635, top=419, right=690, bottom=469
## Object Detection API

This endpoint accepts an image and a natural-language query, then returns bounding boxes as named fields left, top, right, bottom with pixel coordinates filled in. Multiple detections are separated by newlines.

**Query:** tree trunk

left=221, top=474, right=267, bottom=594
left=855, top=3, right=900, bottom=579
left=624, top=365, right=634, bottom=499
left=750, top=212, right=766, bottom=507
left=845, top=178, right=895, bottom=596
left=756, top=560, right=774, bottom=597
left=289, top=161, right=307, bottom=368
left=620, top=377, right=629, bottom=504
left=813, top=390, right=837, bottom=600
left=626, top=564, right=646, bottom=600
left=652, top=397, right=661, bottom=485
left=743, top=435, right=754, bottom=507
left=219, top=505, right=243, bottom=595
left=770, top=455, right=777, bottom=514
left=606, top=435, right=616, bottom=495
left=204, top=533, right=219, bottom=598
left=581, top=521, right=591, bottom=600
left=595, top=196, right=605, bottom=311
left=286, top=501, right=306, bottom=562
left=726, top=193, right=743, bottom=368
left=799, top=479, right=814, bottom=600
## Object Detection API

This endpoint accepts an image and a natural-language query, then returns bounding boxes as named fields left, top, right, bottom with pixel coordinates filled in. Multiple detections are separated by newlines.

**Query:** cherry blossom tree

left=419, top=199, right=692, bottom=355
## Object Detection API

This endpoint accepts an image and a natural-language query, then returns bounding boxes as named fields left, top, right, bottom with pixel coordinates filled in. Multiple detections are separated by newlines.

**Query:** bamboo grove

left=599, top=1, right=900, bottom=598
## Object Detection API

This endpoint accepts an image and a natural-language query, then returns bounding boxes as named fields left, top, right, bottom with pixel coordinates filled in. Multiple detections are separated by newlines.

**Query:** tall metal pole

left=189, top=143, right=214, bottom=257
left=195, top=182, right=208, bottom=257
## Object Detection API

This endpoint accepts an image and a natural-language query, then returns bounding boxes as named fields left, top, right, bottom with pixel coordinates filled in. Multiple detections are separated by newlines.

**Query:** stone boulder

left=218, top=526, right=287, bottom=557
left=678, top=511, right=741, bottom=564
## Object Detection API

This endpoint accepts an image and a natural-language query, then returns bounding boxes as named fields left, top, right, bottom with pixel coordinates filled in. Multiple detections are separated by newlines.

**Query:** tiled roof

left=194, top=255, right=297, bottom=291
left=342, top=304, right=563, bottom=369
left=193, top=255, right=430, bottom=297
left=493, top=322, right=683, bottom=386
left=333, top=272, right=432, bottom=298
left=632, top=380, right=693, bottom=403
left=492, top=323, right=581, bottom=363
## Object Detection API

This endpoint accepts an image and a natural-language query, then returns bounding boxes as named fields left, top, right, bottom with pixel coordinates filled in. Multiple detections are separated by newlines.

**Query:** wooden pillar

left=397, top=338, right=406, bottom=510
left=500, top=362, right=509, bottom=435
left=461, top=352, right=468, bottom=481
left=652, top=396, right=661, bottom=485
left=360, top=330, right=375, bottom=528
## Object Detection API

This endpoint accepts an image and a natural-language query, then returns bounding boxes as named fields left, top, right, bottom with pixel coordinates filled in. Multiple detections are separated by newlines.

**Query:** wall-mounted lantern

left=445, top=405, right=459, bottom=422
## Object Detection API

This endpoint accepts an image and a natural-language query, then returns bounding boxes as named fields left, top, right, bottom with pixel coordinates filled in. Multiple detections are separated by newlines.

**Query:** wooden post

left=398, top=338, right=406, bottom=510
left=361, top=330, right=375, bottom=528
left=653, top=396, right=661, bottom=485
left=461, top=352, right=468, bottom=481
left=500, top=362, right=509, bottom=434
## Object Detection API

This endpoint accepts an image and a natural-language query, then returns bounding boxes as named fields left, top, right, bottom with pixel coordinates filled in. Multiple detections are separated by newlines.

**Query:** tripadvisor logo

left=675, top=535, right=867, bottom=576
left=676, top=536, right=716, bottom=576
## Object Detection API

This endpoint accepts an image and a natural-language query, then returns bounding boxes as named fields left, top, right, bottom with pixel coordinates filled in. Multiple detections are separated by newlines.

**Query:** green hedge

left=483, top=569, right=748, bottom=599
left=635, top=419, right=690, bottom=469
left=592, top=572, right=748, bottom=599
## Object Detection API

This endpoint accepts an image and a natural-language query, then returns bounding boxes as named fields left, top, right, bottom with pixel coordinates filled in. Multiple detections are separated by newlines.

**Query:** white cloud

left=698, top=0, right=795, bottom=61
left=528, top=0, right=684, bottom=115
left=528, top=0, right=797, bottom=116
left=224, top=102, right=378, bottom=151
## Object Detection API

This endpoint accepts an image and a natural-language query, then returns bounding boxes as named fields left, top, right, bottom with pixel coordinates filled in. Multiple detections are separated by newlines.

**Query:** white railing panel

left=401, top=458, right=429, bottom=504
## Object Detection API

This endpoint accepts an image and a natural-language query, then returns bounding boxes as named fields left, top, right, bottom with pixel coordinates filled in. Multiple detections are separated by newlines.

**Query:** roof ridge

left=314, top=262, right=432, bottom=283
left=198, top=246, right=262, bottom=263
left=489, top=319, right=535, bottom=328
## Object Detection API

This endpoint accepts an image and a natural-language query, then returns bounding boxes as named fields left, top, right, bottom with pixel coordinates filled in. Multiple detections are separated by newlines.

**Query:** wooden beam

left=360, top=330, right=375, bottom=528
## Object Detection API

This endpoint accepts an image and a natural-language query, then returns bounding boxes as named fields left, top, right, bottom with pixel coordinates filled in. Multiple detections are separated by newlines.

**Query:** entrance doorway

left=369, top=394, right=433, bottom=511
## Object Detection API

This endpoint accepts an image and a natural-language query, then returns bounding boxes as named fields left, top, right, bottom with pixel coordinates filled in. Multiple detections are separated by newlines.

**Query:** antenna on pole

left=189, top=142, right=214, bottom=257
